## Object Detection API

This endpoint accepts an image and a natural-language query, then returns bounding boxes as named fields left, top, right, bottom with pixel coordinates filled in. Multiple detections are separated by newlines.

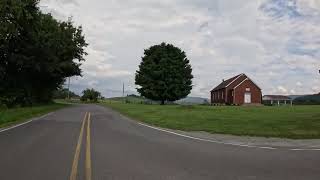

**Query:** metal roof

left=210, top=74, right=243, bottom=91
left=263, top=95, right=292, bottom=101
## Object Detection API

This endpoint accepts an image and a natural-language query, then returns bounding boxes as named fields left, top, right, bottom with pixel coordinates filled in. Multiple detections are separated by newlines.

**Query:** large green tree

left=135, top=42, right=193, bottom=105
left=0, top=0, right=87, bottom=107
left=81, top=88, right=101, bottom=102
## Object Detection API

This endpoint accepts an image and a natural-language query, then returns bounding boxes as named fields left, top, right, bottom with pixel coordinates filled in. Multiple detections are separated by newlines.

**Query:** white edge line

left=138, top=123, right=277, bottom=150
left=0, top=112, right=53, bottom=133
left=290, top=149, right=320, bottom=151
left=138, top=123, right=320, bottom=151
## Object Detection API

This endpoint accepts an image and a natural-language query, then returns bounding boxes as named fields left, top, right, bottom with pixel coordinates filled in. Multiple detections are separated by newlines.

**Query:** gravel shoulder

left=167, top=129, right=320, bottom=149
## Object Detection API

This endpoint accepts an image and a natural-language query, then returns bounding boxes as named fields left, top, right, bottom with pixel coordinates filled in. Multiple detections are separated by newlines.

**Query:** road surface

left=0, top=104, right=319, bottom=180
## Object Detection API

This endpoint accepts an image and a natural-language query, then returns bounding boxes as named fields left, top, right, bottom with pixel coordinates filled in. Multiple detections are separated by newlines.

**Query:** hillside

left=175, top=97, right=209, bottom=105
left=288, top=95, right=305, bottom=100
left=294, top=94, right=320, bottom=105
left=107, top=96, right=210, bottom=105
left=108, top=96, right=147, bottom=103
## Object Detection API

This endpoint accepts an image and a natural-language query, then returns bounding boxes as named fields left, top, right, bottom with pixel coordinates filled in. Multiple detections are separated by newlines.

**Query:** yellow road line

left=86, top=112, right=92, bottom=180
left=70, top=112, right=87, bottom=180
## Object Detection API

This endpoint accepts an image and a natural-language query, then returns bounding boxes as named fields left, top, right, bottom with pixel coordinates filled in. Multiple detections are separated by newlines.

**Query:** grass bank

left=0, top=103, right=69, bottom=128
left=101, top=101, right=320, bottom=139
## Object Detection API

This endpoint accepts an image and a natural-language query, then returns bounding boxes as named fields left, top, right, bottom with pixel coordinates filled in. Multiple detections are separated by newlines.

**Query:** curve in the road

left=137, top=122, right=320, bottom=151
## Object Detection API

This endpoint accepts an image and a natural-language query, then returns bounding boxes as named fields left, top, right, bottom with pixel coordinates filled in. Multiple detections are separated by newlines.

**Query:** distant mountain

left=288, top=95, right=306, bottom=100
left=175, top=97, right=209, bottom=105
left=294, top=94, right=320, bottom=105
left=108, top=95, right=146, bottom=102
left=107, top=95, right=210, bottom=105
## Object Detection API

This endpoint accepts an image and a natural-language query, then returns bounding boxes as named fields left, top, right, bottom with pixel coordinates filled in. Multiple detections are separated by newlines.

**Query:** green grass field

left=0, top=103, right=69, bottom=128
left=101, top=101, right=320, bottom=139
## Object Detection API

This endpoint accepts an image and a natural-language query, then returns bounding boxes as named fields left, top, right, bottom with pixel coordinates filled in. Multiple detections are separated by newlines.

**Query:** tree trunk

left=161, top=100, right=165, bottom=105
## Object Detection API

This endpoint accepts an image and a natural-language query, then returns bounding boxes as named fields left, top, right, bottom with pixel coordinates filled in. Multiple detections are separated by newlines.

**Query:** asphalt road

left=0, top=104, right=319, bottom=180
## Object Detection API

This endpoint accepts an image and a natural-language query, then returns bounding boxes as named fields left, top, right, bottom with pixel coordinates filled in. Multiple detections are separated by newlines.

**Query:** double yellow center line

left=70, top=112, right=92, bottom=180
left=86, top=113, right=92, bottom=180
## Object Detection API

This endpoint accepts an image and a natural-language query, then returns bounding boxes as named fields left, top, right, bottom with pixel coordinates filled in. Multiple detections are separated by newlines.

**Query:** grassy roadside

left=0, top=103, right=69, bottom=128
left=101, top=101, right=320, bottom=139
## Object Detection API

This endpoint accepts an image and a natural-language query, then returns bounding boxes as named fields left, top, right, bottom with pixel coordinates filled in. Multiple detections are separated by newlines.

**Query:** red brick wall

left=228, top=75, right=247, bottom=89
left=225, top=75, right=246, bottom=104
left=211, top=89, right=226, bottom=104
left=234, top=80, right=262, bottom=105
left=225, top=88, right=234, bottom=104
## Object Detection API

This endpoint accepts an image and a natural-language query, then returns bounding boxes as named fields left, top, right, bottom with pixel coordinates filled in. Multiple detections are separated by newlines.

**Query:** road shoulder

left=99, top=104, right=320, bottom=150
left=0, top=103, right=71, bottom=132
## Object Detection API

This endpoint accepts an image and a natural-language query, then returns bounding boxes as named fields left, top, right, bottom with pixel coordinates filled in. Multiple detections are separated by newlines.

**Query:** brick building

left=210, top=74, right=262, bottom=105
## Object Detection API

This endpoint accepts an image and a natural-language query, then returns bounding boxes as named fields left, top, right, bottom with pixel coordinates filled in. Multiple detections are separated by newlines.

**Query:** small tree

left=135, top=42, right=193, bottom=105
left=81, top=88, right=101, bottom=102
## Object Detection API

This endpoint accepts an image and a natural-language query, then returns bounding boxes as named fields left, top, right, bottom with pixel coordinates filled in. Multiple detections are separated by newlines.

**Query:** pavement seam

left=290, top=148, right=320, bottom=151
left=137, top=122, right=320, bottom=152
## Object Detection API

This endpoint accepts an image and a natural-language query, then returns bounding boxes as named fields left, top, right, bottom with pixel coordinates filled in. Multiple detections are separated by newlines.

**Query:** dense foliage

left=53, top=88, right=80, bottom=99
left=0, top=0, right=87, bottom=107
left=81, top=88, right=101, bottom=102
left=135, top=43, right=193, bottom=105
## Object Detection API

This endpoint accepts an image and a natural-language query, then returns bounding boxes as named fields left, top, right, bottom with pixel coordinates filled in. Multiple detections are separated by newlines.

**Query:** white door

left=244, top=93, right=251, bottom=103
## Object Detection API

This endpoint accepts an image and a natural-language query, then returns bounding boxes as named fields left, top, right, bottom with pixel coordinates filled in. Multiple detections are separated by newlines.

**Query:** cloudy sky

left=39, top=0, right=320, bottom=98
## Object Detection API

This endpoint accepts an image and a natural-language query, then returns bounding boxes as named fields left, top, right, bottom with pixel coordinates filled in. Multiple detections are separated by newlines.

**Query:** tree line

left=0, top=1, right=194, bottom=107
left=53, top=88, right=101, bottom=102
left=0, top=0, right=87, bottom=107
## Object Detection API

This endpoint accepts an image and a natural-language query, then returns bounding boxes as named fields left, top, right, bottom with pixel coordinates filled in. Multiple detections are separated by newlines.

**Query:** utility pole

left=67, top=77, right=70, bottom=100
left=122, top=83, right=125, bottom=97
left=122, top=83, right=125, bottom=103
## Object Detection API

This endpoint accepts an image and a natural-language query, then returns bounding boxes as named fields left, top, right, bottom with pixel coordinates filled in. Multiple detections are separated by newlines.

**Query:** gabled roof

left=232, top=76, right=261, bottom=90
left=210, top=74, right=244, bottom=91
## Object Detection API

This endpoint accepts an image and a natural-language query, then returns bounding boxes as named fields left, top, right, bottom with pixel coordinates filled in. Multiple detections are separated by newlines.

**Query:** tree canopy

left=135, top=42, right=193, bottom=104
left=0, top=0, right=87, bottom=107
left=81, top=88, right=101, bottom=102
left=53, top=88, right=80, bottom=99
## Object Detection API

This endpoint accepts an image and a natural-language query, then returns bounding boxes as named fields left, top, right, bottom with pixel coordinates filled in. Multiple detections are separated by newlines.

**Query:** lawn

left=101, top=101, right=320, bottom=139
left=0, top=103, right=69, bottom=128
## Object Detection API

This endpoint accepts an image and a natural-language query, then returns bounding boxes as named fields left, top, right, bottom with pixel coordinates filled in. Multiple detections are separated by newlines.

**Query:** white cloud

left=290, top=89, right=296, bottom=94
left=277, top=86, right=289, bottom=94
left=297, top=0, right=320, bottom=15
left=311, top=86, right=320, bottom=93
left=296, top=81, right=302, bottom=87
left=39, top=0, right=320, bottom=97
